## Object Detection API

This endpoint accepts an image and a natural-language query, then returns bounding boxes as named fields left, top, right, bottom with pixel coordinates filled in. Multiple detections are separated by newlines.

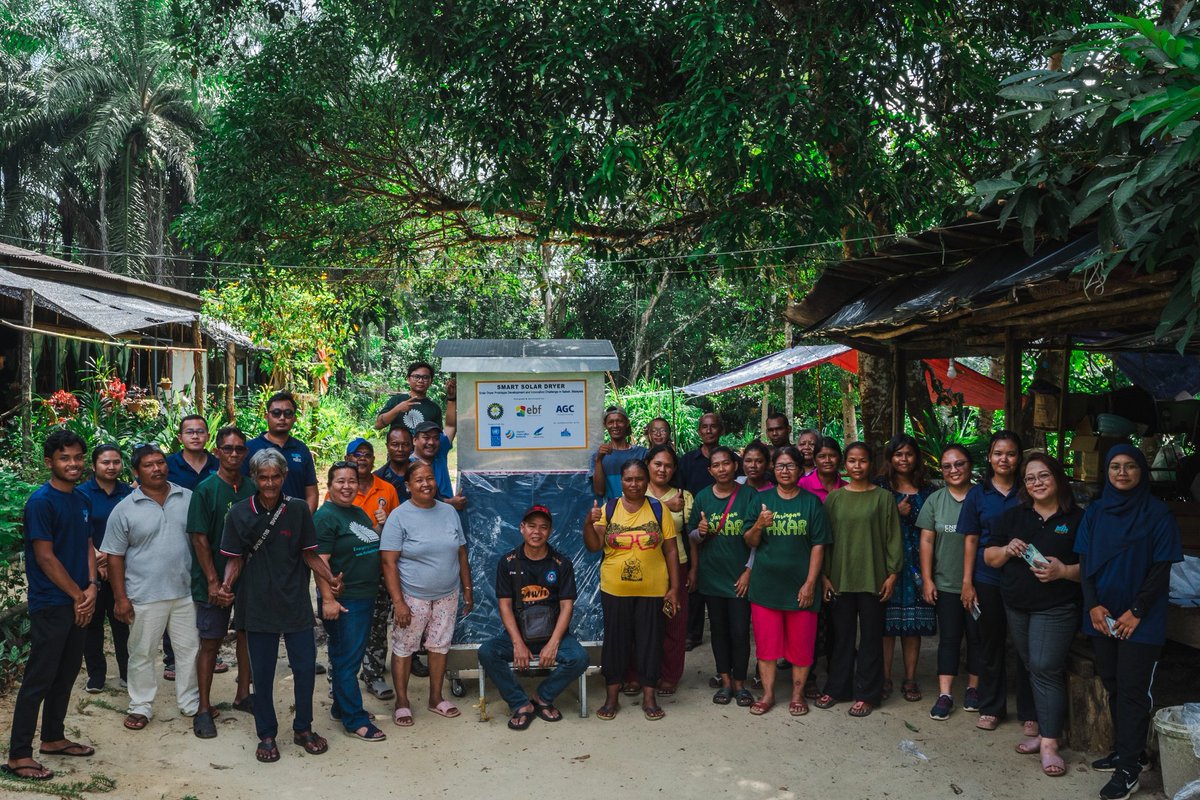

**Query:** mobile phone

left=1104, top=615, right=1120, bottom=637
left=970, top=599, right=982, bottom=621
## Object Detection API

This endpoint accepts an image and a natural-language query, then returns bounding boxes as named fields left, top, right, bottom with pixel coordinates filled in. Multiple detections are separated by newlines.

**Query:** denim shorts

left=195, top=601, right=233, bottom=640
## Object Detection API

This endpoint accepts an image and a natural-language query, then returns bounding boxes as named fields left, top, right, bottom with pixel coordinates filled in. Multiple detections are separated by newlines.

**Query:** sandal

left=642, top=704, right=666, bottom=721
left=232, top=695, right=254, bottom=713
left=656, top=683, right=676, bottom=696
left=392, top=707, right=414, bottom=727
left=346, top=723, right=386, bottom=742
left=214, top=658, right=230, bottom=674
left=192, top=710, right=217, bottom=739
left=1023, top=720, right=1040, bottom=738
left=1, top=762, right=54, bottom=781
left=427, top=700, right=461, bottom=718
left=902, top=680, right=922, bottom=702
left=1016, top=736, right=1041, bottom=755
left=123, top=713, right=149, bottom=731
left=596, top=703, right=619, bottom=721
left=976, top=714, right=999, bottom=731
left=712, top=687, right=734, bottom=705
left=848, top=701, right=875, bottom=717
left=508, top=707, right=536, bottom=730
left=735, top=689, right=755, bottom=707
left=789, top=700, right=809, bottom=716
left=1041, top=752, right=1066, bottom=777
left=803, top=679, right=820, bottom=700
left=620, top=682, right=641, bottom=697
left=38, top=741, right=94, bottom=757
left=531, top=698, right=562, bottom=722
left=749, top=699, right=774, bottom=716
left=292, top=730, right=328, bottom=755
left=814, top=694, right=838, bottom=710
left=881, top=679, right=893, bottom=701
left=255, top=737, right=280, bottom=763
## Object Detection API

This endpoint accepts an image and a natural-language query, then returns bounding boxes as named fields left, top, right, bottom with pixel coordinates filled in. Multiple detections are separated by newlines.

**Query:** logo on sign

left=516, top=405, right=541, bottom=416
left=556, top=405, right=575, bottom=414
left=533, top=427, right=544, bottom=436
left=490, top=426, right=502, bottom=447
left=505, top=430, right=515, bottom=440
left=486, top=403, right=504, bottom=420
left=560, top=429, right=572, bottom=437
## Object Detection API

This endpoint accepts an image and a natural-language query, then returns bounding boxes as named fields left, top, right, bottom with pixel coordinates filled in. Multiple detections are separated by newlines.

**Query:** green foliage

left=980, top=7, right=1200, bottom=350
left=911, top=405, right=989, bottom=475
left=0, top=469, right=37, bottom=565
left=607, top=379, right=704, bottom=451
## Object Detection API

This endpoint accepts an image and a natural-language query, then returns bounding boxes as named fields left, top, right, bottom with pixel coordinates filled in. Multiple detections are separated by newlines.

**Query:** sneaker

left=929, top=694, right=953, bottom=721
left=963, top=686, right=981, bottom=712
left=1092, top=752, right=1150, bottom=773
left=365, top=677, right=395, bottom=700
left=1098, top=768, right=1140, bottom=800
left=411, top=656, right=430, bottom=679
left=85, top=676, right=104, bottom=694
left=118, top=678, right=128, bottom=689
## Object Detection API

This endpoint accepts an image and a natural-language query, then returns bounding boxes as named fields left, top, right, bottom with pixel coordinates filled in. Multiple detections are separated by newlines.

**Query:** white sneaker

left=364, top=677, right=395, bottom=700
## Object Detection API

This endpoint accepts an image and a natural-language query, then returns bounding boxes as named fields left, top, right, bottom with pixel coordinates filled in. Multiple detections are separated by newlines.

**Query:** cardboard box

left=1070, top=433, right=1124, bottom=481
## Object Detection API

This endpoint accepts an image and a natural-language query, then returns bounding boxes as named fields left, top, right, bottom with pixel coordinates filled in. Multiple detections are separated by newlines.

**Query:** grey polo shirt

left=102, top=483, right=194, bottom=604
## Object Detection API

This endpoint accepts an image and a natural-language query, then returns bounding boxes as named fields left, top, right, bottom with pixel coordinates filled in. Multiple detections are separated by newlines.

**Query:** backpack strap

left=646, top=496, right=664, bottom=529
left=604, top=498, right=618, bottom=526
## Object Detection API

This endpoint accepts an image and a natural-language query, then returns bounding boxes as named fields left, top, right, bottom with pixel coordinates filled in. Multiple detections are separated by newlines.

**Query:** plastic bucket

left=1154, top=707, right=1200, bottom=799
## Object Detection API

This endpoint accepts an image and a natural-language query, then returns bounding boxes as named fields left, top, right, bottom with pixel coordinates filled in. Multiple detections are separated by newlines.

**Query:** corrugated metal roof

left=434, top=339, right=619, bottom=373
left=682, top=344, right=851, bottom=395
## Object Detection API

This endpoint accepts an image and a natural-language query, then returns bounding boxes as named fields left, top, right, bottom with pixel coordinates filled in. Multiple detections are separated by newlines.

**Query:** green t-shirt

left=378, top=393, right=442, bottom=435
left=824, top=487, right=903, bottom=595
left=186, top=473, right=256, bottom=603
left=914, top=486, right=967, bottom=594
left=688, top=485, right=757, bottom=599
left=314, top=502, right=382, bottom=600
left=747, top=489, right=833, bottom=611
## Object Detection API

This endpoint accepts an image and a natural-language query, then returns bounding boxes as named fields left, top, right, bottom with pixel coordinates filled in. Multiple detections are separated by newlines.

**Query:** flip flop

left=656, top=683, right=677, bottom=696
left=814, top=694, right=838, bottom=710
left=848, top=701, right=874, bottom=718
left=427, top=700, right=461, bottom=719
left=507, top=708, right=536, bottom=731
left=902, top=680, right=922, bottom=702
left=789, top=700, right=809, bottom=716
left=531, top=698, right=562, bottom=722
left=1, top=763, right=54, bottom=781
left=642, top=704, right=665, bottom=721
left=749, top=700, right=774, bottom=716
left=292, top=730, right=328, bottom=755
left=345, top=723, right=386, bottom=742
left=193, top=710, right=217, bottom=739
left=1041, top=752, right=1066, bottom=777
left=976, top=715, right=999, bottom=731
left=1023, top=720, right=1040, bottom=738
left=214, top=658, right=230, bottom=674
left=392, top=707, right=414, bottom=727
left=123, top=714, right=149, bottom=731
left=255, top=737, right=279, bottom=763
left=39, top=742, right=94, bottom=757
left=1016, top=736, right=1041, bottom=755
left=620, top=682, right=641, bottom=697
left=596, top=703, right=619, bottom=720
left=881, top=679, right=893, bottom=700
left=735, top=689, right=755, bottom=707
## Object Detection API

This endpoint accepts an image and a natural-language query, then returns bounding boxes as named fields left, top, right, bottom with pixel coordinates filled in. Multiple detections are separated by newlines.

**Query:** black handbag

left=516, top=603, right=557, bottom=645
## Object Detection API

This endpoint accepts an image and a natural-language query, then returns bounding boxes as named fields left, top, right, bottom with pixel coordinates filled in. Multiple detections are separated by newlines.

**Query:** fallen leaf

left=904, top=721, right=919, bottom=732
left=209, top=763, right=232, bottom=770
left=571, top=754, right=590, bottom=761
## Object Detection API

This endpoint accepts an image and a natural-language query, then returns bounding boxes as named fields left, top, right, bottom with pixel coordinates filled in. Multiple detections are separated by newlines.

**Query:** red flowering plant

left=100, top=377, right=127, bottom=407
left=44, top=389, right=80, bottom=421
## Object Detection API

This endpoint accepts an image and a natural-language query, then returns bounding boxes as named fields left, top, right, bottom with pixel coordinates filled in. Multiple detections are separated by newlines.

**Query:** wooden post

left=890, top=346, right=905, bottom=438
left=192, top=320, right=204, bottom=414
left=225, top=342, right=237, bottom=423
left=19, top=288, right=33, bottom=448
left=1004, top=329, right=1021, bottom=430
left=760, top=383, right=769, bottom=440
left=1057, top=344, right=1070, bottom=461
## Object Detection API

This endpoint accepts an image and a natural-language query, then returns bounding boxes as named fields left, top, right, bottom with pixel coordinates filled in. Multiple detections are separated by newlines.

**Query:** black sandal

left=531, top=698, right=562, bottom=722
left=232, top=695, right=254, bottom=713
left=508, top=708, right=536, bottom=730
left=735, top=688, right=755, bottom=707
left=255, top=737, right=280, bottom=763
left=712, top=687, right=734, bottom=705
left=292, top=730, right=328, bottom=755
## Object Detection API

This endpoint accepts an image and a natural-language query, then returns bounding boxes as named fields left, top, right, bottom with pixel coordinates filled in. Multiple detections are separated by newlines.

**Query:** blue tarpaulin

left=1114, top=352, right=1200, bottom=400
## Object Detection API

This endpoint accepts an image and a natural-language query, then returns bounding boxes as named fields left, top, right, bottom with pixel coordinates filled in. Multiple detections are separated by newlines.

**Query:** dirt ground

left=0, top=636, right=1171, bottom=800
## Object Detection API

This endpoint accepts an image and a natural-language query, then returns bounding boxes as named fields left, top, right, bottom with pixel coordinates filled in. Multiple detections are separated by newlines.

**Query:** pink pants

left=751, top=604, right=817, bottom=666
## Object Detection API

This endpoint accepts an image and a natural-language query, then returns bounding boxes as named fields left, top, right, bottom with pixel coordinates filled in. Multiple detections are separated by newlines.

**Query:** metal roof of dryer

left=433, top=339, right=619, bottom=373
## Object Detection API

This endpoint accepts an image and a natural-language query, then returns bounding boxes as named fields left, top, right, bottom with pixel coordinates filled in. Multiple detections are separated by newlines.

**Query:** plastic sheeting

left=453, top=470, right=602, bottom=645
left=1115, top=352, right=1200, bottom=401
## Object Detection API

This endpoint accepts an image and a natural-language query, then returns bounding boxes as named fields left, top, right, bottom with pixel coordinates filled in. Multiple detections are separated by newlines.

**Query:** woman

left=315, top=462, right=386, bottom=742
left=796, top=429, right=820, bottom=475
left=1076, top=445, right=1183, bottom=800
left=744, top=446, right=830, bottom=716
left=817, top=442, right=901, bottom=718
left=798, top=437, right=847, bottom=501
left=918, top=444, right=982, bottom=721
left=645, top=418, right=673, bottom=449
left=741, top=441, right=774, bottom=492
left=877, top=434, right=935, bottom=703
left=78, top=444, right=132, bottom=693
left=959, top=430, right=1037, bottom=734
left=642, top=444, right=692, bottom=695
left=984, top=454, right=1081, bottom=778
left=688, top=447, right=758, bottom=707
left=584, top=460, right=681, bottom=721
left=380, top=462, right=472, bottom=727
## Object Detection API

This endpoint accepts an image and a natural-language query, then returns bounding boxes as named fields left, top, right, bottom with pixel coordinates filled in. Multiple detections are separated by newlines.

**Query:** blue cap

left=346, top=437, right=372, bottom=456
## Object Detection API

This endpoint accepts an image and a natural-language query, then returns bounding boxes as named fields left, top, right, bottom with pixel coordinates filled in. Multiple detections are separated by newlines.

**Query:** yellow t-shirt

left=599, top=498, right=678, bottom=597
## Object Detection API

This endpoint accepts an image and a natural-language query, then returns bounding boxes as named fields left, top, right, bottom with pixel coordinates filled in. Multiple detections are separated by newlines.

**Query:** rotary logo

left=486, top=403, right=504, bottom=420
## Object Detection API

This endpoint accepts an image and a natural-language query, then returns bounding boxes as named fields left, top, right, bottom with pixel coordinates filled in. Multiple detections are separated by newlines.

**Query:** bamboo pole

left=225, top=342, right=237, bottom=423
left=19, top=289, right=33, bottom=448
left=192, top=320, right=204, bottom=414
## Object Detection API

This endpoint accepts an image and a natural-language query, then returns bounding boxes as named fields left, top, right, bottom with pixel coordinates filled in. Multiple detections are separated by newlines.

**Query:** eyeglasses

left=217, top=445, right=248, bottom=454
left=774, top=463, right=799, bottom=472
left=940, top=460, right=968, bottom=471
left=330, top=460, right=356, bottom=470
left=409, top=373, right=432, bottom=382
left=1023, top=471, right=1054, bottom=486
left=268, top=408, right=296, bottom=419
left=1108, top=462, right=1141, bottom=474
left=132, top=442, right=159, bottom=452
left=182, top=428, right=207, bottom=436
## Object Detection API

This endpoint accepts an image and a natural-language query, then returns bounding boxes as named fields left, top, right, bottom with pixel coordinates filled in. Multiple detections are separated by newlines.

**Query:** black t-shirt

left=677, top=447, right=742, bottom=497
left=494, top=545, right=577, bottom=642
left=993, top=504, right=1084, bottom=612
left=220, top=495, right=318, bottom=633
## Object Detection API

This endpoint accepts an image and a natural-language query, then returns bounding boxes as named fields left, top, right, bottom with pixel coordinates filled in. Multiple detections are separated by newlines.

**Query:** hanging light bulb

left=946, top=360, right=958, bottom=379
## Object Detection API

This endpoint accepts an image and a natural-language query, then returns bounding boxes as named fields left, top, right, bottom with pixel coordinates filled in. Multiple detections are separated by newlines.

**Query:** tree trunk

left=905, top=359, right=934, bottom=431
left=858, top=351, right=893, bottom=454
left=840, top=371, right=858, bottom=445
left=627, top=264, right=672, bottom=383
left=981, top=357, right=1002, bottom=435
left=98, top=168, right=109, bottom=270
left=784, top=316, right=795, bottom=426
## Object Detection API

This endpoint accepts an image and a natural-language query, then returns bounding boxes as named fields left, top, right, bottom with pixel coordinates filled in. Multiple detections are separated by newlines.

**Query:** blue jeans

left=246, top=628, right=316, bottom=740
left=477, top=634, right=588, bottom=714
left=322, top=596, right=374, bottom=732
left=1006, top=603, right=1078, bottom=739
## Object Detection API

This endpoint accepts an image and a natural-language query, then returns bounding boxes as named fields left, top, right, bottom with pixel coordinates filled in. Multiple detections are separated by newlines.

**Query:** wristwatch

left=1130, top=605, right=1145, bottom=619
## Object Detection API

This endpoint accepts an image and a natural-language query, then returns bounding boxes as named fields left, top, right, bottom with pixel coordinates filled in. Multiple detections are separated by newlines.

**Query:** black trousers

left=1091, top=635, right=1161, bottom=771
left=601, top=593, right=663, bottom=686
left=823, top=592, right=885, bottom=705
left=705, top=594, right=751, bottom=681
left=975, top=582, right=1036, bottom=720
left=83, top=580, right=129, bottom=683
left=8, top=605, right=86, bottom=759
left=687, top=590, right=705, bottom=644
left=935, top=591, right=982, bottom=677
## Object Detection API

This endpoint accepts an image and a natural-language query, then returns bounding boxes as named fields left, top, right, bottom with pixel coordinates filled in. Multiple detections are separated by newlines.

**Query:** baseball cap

left=604, top=406, right=629, bottom=421
left=521, top=505, right=553, bottom=525
left=413, top=420, right=443, bottom=434
left=346, top=437, right=372, bottom=455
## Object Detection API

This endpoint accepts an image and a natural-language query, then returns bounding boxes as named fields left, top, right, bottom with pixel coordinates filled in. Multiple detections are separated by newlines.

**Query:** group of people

left=2, top=377, right=1185, bottom=800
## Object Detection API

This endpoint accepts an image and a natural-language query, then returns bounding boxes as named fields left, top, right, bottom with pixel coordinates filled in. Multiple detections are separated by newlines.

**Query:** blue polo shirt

left=25, top=483, right=92, bottom=612
left=957, top=479, right=1021, bottom=587
left=78, top=477, right=133, bottom=548
left=589, top=444, right=649, bottom=499
left=166, top=450, right=219, bottom=491
left=410, top=433, right=454, bottom=498
left=243, top=433, right=318, bottom=499
left=374, top=463, right=410, bottom=502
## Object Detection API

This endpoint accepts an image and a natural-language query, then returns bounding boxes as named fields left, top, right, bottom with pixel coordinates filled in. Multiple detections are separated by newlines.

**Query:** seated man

left=477, top=505, right=587, bottom=731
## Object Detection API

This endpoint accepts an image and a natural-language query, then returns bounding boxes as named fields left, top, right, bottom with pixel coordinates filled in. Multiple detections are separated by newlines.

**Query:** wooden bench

left=447, top=642, right=602, bottom=718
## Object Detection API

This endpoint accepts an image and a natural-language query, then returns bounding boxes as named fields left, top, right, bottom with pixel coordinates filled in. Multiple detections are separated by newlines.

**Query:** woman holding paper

left=984, top=454, right=1082, bottom=778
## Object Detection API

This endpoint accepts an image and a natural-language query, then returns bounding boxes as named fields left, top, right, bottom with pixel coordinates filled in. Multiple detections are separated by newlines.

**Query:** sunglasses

left=268, top=408, right=296, bottom=419
left=330, top=460, right=357, bottom=470
left=940, top=460, right=969, bottom=471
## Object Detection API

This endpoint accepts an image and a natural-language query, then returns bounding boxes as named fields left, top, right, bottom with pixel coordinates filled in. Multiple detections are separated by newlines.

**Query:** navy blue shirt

left=25, top=483, right=92, bottom=612
left=77, top=477, right=133, bottom=548
left=374, top=463, right=410, bottom=502
left=243, top=433, right=318, bottom=499
left=411, top=433, right=454, bottom=499
left=166, top=450, right=219, bottom=491
left=957, top=480, right=1021, bottom=587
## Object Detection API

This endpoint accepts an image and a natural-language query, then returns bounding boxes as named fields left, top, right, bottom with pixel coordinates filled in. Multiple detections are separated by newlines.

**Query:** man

left=412, top=420, right=466, bottom=509
left=103, top=444, right=200, bottom=731
left=342, top=437, right=403, bottom=699
left=374, top=362, right=455, bottom=434
left=5, top=429, right=97, bottom=781
left=796, top=428, right=820, bottom=475
left=166, top=415, right=219, bottom=490
left=187, top=426, right=255, bottom=738
left=590, top=407, right=648, bottom=499
left=244, top=391, right=319, bottom=513
left=477, top=505, right=587, bottom=731
left=765, top=413, right=793, bottom=450
left=218, top=449, right=342, bottom=764
left=374, top=425, right=414, bottom=502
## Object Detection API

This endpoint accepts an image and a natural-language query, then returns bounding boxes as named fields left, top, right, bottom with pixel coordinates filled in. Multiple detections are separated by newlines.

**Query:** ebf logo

left=556, top=405, right=575, bottom=413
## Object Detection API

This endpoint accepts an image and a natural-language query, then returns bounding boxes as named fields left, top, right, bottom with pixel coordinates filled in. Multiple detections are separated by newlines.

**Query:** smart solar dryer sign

left=476, top=380, right=588, bottom=450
